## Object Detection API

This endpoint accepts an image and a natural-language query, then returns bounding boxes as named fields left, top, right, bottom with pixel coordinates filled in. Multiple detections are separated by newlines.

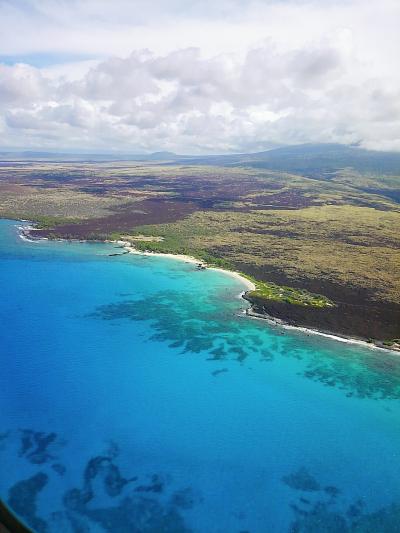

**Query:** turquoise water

left=1, top=218, right=400, bottom=532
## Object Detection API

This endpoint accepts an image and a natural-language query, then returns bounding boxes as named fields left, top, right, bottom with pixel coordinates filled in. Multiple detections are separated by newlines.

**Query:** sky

left=0, top=0, right=399, bottom=154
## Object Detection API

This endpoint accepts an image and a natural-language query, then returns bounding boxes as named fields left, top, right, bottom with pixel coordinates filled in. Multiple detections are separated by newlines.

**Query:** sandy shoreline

left=14, top=224, right=399, bottom=355
left=116, top=240, right=256, bottom=292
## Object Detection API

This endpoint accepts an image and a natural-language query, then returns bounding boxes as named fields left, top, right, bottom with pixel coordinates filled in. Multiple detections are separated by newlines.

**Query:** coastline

left=15, top=222, right=400, bottom=355
left=116, top=239, right=256, bottom=292
left=243, top=308, right=400, bottom=355
left=116, top=239, right=400, bottom=354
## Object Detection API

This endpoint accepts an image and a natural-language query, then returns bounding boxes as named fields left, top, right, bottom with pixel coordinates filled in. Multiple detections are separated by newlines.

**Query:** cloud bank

left=0, top=0, right=399, bottom=153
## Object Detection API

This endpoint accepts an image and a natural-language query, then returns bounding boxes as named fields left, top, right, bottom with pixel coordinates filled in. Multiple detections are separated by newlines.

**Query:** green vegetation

left=119, top=235, right=233, bottom=269
left=34, top=215, right=82, bottom=229
left=246, top=277, right=334, bottom=308
left=382, top=339, right=400, bottom=347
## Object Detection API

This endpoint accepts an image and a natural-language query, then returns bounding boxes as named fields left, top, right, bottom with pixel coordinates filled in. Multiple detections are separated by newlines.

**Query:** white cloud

left=0, top=63, right=49, bottom=104
left=0, top=0, right=399, bottom=152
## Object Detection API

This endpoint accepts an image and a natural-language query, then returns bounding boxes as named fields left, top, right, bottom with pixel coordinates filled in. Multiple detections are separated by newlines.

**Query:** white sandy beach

left=117, top=240, right=256, bottom=292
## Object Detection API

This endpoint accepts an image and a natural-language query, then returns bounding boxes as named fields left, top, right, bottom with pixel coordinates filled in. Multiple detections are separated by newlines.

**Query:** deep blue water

left=1, top=218, right=400, bottom=532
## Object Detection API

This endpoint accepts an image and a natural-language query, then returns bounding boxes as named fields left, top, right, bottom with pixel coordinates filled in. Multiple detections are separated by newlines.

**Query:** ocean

left=1, top=218, right=400, bottom=532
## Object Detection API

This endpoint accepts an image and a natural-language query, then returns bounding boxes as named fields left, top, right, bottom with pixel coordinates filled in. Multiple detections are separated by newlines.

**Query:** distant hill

left=145, top=151, right=184, bottom=161
left=233, top=144, right=400, bottom=175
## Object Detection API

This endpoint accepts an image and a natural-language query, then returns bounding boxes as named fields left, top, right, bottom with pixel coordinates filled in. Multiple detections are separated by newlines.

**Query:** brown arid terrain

left=0, top=153, right=399, bottom=345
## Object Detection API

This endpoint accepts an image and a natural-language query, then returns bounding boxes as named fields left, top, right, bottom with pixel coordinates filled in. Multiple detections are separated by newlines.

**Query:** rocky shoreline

left=242, top=298, right=400, bottom=354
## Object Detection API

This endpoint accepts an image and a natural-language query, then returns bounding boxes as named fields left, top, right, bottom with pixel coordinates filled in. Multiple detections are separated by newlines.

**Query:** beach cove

left=113, top=238, right=400, bottom=355
left=1, top=218, right=400, bottom=532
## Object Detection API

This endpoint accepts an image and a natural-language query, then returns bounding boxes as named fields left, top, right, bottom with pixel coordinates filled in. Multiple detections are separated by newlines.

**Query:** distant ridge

left=1, top=143, right=400, bottom=174
left=0, top=150, right=184, bottom=163
left=175, top=144, right=400, bottom=174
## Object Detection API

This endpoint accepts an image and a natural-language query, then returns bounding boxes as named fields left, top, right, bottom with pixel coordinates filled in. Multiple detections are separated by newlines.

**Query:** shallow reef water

left=1, top=219, right=400, bottom=532
left=92, top=290, right=400, bottom=400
